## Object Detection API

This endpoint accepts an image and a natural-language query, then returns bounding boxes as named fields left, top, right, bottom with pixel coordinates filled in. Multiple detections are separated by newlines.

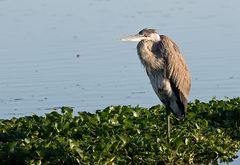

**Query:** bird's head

left=121, top=28, right=160, bottom=42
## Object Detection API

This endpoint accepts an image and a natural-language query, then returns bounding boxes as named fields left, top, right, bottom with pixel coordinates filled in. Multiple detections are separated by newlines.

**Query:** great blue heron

left=121, top=28, right=191, bottom=138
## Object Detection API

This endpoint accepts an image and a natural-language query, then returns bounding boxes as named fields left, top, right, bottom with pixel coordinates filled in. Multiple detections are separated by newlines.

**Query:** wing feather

left=159, top=35, right=191, bottom=112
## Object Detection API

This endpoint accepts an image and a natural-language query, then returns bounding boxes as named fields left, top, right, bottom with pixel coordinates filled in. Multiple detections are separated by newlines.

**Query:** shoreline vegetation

left=0, top=97, right=240, bottom=164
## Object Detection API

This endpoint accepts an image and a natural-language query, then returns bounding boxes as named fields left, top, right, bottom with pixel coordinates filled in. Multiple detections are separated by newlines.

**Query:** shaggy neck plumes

left=137, top=40, right=164, bottom=71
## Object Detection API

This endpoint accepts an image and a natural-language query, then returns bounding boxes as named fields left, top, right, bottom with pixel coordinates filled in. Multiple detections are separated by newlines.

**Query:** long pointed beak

left=120, top=34, right=145, bottom=42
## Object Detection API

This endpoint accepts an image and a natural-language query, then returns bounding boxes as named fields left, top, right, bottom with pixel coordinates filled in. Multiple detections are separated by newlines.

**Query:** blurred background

left=0, top=0, right=239, bottom=119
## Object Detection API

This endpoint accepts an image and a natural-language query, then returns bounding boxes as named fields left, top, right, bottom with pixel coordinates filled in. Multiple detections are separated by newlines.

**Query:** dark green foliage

left=0, top=98, right=240, bottom=164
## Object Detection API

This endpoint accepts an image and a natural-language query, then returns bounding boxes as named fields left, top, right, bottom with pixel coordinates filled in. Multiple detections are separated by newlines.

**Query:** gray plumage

left=121, top=28, right=191, bottom=138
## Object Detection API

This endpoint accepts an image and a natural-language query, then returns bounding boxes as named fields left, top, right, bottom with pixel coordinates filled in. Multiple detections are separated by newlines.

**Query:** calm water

left=0, top=0, right=240, bottom=164
left=0, top=0, right=240, bottom=115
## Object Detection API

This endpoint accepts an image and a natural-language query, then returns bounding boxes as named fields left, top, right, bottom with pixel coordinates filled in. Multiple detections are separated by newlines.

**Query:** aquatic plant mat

left=0, top=98, right=240, bottom=164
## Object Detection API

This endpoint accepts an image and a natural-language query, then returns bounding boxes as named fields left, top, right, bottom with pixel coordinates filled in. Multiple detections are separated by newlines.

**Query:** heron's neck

left=137, top=40, right=164, bottom=70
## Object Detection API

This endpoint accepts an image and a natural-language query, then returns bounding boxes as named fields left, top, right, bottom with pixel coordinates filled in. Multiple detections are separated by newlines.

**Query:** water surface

left=0, top=0, right=239, bottom=118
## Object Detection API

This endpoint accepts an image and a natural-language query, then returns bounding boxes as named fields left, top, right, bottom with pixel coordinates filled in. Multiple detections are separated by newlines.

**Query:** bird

left=121, top=28, right=191, bottom=138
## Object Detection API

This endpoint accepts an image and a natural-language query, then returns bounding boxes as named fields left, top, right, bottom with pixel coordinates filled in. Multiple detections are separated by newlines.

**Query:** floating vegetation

left=0, top=97, right=240, bottom=164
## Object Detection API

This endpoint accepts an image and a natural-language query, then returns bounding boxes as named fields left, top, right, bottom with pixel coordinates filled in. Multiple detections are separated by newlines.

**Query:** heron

left=121, top=28, right=191, bottom=138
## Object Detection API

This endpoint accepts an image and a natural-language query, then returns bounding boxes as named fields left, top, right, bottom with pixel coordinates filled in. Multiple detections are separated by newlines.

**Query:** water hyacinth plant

left=0, top=97, right=240, bottom=164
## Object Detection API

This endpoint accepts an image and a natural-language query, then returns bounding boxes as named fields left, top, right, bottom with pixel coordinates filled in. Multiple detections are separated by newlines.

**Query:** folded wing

left=159, top=35, right=191, bottom=113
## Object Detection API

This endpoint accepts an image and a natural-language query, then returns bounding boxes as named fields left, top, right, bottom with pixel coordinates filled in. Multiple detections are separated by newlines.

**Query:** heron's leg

left=166, top=107, right=171, bottom=139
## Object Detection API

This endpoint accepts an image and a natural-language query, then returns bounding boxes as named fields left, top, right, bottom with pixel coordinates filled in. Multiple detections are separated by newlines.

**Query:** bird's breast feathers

left=137, top=42, right=165, bottom=70
left=147, top=71, right=173, bottom=99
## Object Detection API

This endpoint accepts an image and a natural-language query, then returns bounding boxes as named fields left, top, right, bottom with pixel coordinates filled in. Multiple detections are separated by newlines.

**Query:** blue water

left=0, top=0, right=240, bottom=117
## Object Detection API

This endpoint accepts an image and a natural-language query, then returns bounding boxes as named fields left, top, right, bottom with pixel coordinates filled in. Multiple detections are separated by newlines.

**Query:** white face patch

left=147, top=33, right=160, bottom=42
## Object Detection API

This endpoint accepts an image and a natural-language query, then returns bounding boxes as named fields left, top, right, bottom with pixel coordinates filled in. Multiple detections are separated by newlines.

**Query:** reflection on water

left=0, top=0, right=240, bottom=164
left=0, top=0, right=239, bottom=118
